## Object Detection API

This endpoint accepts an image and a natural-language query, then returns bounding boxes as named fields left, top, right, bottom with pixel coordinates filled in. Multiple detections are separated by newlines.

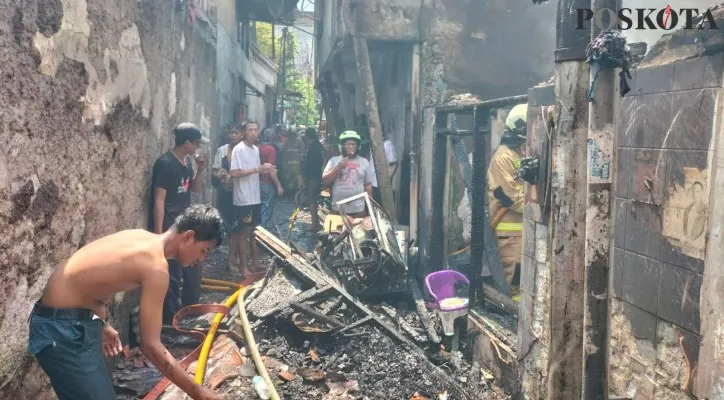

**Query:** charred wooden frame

left=431, top=94, right=528, bottom=307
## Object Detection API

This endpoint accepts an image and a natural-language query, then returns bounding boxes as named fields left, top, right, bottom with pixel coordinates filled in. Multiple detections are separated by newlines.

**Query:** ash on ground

left=250, top=318, right=508, bottom=400
left=113, top=197, right=511, bottom=400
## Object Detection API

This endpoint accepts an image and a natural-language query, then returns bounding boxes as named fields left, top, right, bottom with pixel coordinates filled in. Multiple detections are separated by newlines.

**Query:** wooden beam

left=546, top=0, right=590, bottom=397
left=350, top=18, right=397, bottom=220
left=582, top=0, right=619, bottom=397
left=694, top=32, right=724, bottom=399
left=482, top=284, right=519, bottom=316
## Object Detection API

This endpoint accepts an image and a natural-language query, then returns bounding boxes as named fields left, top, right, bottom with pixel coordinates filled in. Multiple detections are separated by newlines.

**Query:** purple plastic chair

left=425, top=270, right=470, bottom=336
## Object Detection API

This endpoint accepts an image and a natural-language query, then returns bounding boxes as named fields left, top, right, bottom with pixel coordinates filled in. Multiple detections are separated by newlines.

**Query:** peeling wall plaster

left=0, top=0, right=218, bottom=396
left=33, top=1, right=152, bottom=124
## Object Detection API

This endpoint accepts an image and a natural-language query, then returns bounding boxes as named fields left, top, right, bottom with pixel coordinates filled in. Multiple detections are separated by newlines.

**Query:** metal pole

left=469, top=107, right=486, bottom=306
left=409, top=43, right=421, bottom=246
left=546, top=0, right=591, bottom=398
left=429, top=112, right=448, bottom=274
left=305, top=71, right=312, bottom=125
left=582, top=1, right=619, bottom=398
left=279, top=28, right=288, bottom=125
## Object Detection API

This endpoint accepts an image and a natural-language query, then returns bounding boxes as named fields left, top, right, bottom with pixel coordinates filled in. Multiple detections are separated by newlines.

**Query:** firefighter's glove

left=515, top=157, right=540, bottom=185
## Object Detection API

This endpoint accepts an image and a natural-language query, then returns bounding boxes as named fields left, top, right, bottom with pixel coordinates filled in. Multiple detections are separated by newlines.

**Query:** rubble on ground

left=113, top=198, right=511, bottom=400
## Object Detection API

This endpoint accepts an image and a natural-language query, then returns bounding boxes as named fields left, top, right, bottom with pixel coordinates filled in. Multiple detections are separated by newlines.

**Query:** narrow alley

left=1, top=0, right=724, bottom=400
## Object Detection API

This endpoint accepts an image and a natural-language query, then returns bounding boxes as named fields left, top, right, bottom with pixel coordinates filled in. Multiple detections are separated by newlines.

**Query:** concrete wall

left=356, top=0, right=421, bottom=41
left=216, top=0, right=237, bottom=38
left=0, top=0, right=217, bottom=397
left=319, top=0, right=557, bottom=98
left=610, top=53, right=723, bottom=399
left=248, top=45, right=278, bottom=127
left=216, top=21, right=247, bottom=135
left=216, top=2, right=277, bottom=133
left=291, top=10, right=315, bottom=74
left=427, top=0, right=556, bottom=100
left=317, top=0, right=338, bottom=73
left=370, top=43, right=412, bottom=195
left=517, top=84, right=555, bottom=399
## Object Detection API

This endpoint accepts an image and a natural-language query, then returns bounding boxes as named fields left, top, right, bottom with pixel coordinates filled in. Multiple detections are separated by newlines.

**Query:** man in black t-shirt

left=302, top=128, right=325, bottom=231
left=148, top=122, right=209, bottom=323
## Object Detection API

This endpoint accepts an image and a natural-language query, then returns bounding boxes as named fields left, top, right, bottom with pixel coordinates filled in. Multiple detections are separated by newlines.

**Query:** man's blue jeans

left=29, top=314, right=115, bottom=399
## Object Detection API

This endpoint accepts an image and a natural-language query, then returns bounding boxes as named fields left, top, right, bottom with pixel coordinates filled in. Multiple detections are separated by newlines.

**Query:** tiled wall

left=610, top=54, right=723, bottom=398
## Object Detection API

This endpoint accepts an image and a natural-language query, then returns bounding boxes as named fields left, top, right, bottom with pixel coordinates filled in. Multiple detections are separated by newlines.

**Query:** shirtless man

left=28, top=204, right=225, bottom=400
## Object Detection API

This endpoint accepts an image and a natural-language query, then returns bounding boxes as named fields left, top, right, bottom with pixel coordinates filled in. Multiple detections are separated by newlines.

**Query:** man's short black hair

left=174, top=122, right=203, bottom=147
left=242, top=121, right=259, bottom=132
left=227, top=122, right=244, bottom=133
left=304, top=127, right=318, bottom=139
left=172, top=204, right=225, bottom=247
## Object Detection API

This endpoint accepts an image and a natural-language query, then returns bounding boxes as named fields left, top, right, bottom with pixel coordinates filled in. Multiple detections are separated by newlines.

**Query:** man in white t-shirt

left=322, top=130, right=373, bottom=217
left=368, top=135, right=398, bottom=204
left=229, top=121, right=276, bottom=276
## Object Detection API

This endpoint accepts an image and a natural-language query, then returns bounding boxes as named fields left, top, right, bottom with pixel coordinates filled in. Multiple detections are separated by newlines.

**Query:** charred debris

left=116, top=194, right=509, bottom=399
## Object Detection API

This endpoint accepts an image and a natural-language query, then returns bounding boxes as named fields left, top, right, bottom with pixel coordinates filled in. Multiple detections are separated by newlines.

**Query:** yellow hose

left=238, top=287, right=281, bottom=400
left=194, top=287, right=245, bottom=384
left=287, top=207, right=301, bottom=245
left=201, top=278, right=242, bottom=288
left=200, top=284, right=238, bottom=292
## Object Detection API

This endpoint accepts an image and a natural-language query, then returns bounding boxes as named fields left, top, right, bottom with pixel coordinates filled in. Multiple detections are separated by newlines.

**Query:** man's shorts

left=234, top=204, right=261, bottom=231
left=28, top=304, right=115, bottom=400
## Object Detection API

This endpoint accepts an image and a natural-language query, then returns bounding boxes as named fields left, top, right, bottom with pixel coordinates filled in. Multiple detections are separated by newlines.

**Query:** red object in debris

left=297, top=367, right=325, bottom=382
left=133, top=358, right=146, bottom=369
left=278, top=371, right=295, bottom=382
left=206, top=338, right=244, bottom=390
left=209, top=372, right=240, bottom=391
left=143, top=303, right=233, bottom=400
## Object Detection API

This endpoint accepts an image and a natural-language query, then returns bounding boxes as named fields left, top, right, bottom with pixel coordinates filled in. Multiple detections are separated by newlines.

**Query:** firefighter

left=488, top=103, right=527, bottom=298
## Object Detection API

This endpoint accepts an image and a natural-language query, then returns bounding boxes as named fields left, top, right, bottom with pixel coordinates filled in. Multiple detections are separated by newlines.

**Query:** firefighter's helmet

left=505, top=104, right=528, bottom=134
left=501, top=103, right=528, bottom=148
